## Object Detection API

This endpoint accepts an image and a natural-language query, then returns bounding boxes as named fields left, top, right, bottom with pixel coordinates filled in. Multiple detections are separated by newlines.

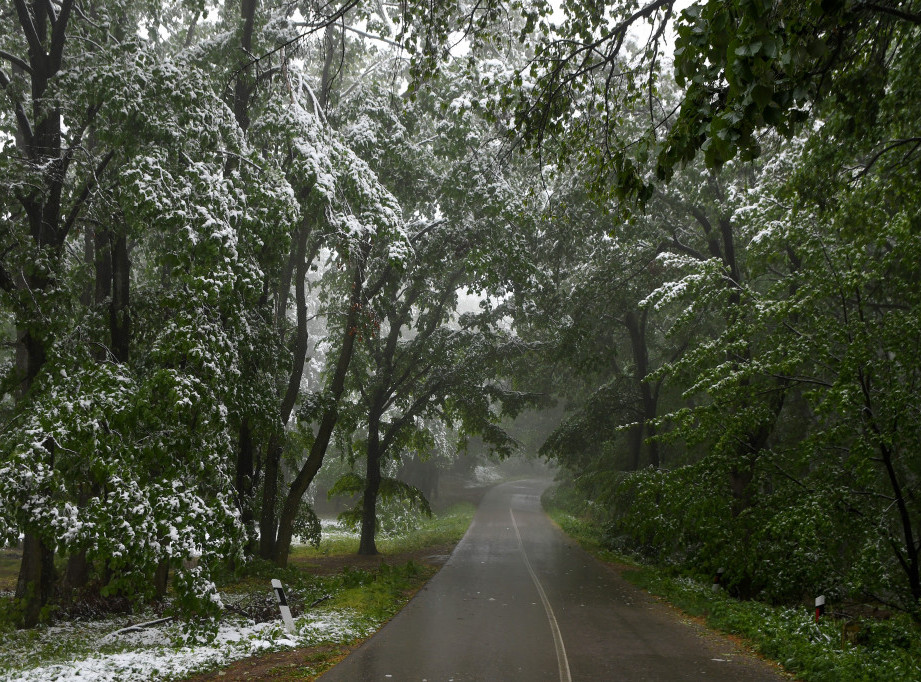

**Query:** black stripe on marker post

left=272, top=578, right=296, bottom=633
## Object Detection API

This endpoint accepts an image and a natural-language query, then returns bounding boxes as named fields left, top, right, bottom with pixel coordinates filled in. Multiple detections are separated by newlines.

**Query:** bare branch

left=227, top=0, right=362, bottom=92
left=13, top=0, right=45, bottom=61
left=0, top=49, right=32, bottom=74
left=60, top=149, right=115, bottom=238
left=49, top=0, right=74, bottom=72
left=852, top=137, right=921, bottom=180
left=862, top=1, right=921, bottom=24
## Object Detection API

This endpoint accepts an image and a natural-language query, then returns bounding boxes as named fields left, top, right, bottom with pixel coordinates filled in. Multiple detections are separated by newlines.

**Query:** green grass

left=329, top=562, right=435, bottom=620
left=545, top=505, right=635, bottom=566
left=0, top=548, right=21, bottom=591
left=290, top=502, right=475, bottom=560
left=545, top=503, right=921, bottom=682
left=378, top=502, right=475, bottom=553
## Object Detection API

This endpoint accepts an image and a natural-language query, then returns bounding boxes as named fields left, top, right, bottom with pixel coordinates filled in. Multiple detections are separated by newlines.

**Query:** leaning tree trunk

left=273, top=260, right=365, bottom=567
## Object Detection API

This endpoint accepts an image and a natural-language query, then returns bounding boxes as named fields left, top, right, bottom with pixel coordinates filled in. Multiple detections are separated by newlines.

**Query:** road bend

left=319, top=479, right=785, bottom=681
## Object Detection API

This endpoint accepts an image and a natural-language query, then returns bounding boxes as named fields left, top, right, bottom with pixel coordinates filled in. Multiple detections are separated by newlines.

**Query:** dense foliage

left=502, top=0, right=921, bottom=622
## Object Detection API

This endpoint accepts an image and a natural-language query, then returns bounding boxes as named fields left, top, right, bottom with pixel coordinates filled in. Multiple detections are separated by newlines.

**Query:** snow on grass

left=472, top=465, right=503, bottom=486
left=315, top=517, right=360, bottom=543
left=0, top=608, right=375, bottom=682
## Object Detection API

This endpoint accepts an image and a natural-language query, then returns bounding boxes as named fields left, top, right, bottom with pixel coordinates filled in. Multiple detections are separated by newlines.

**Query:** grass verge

left=544, top=502, right=921, bottom=682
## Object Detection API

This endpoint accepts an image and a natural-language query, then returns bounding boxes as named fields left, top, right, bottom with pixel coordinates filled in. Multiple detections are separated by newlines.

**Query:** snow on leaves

left=253, top=94, right=408, bottom=264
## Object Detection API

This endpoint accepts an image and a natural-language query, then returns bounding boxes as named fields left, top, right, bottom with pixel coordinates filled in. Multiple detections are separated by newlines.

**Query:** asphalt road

left=319, top=479, right=786, bottom=681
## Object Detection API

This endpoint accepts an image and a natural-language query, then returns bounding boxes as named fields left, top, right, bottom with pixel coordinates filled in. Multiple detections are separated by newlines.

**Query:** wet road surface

left=319, top=479, right=786, bottom=681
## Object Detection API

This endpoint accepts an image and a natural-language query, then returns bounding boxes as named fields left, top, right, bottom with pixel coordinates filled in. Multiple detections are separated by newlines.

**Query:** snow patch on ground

left=0, top=609, right=373, bottom=682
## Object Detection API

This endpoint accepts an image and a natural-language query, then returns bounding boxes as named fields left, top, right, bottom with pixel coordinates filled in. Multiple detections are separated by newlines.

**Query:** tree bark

left=259, top=433, right=282, bottom=558
left=624, top=309, right=660, bottom=468
left=153, top=559, right=169, bottom=601
left=16, top=532, right=56, bottom=627
left=232, top=0, right=258, bottom=134
left=235, top=418, right=256, bottom=534
left=10, top=0, right=94, bottom=627
left=358, top=407, right=383, bottom=555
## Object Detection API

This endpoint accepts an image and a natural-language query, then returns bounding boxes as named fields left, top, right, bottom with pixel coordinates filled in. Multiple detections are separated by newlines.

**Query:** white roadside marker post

left=272, top=578, right=296, bottom=634
left=712, top=567, right=725, bottom=593
left=815, top=595, right=825, bottom=623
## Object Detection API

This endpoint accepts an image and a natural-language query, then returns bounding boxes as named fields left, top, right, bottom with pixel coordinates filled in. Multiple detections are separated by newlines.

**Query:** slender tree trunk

left=110, top=231, right=130, bottom=363
left=625, top=422, right=642, bottom=471
left=857, top=367, right=921, bottom=611
left=235, top=418, right=256, bottom=540
left=274, top=261, right=365, bottom=567
left=233, top=0, right=258, bottom=133
left=153, top=559, right=170, bottom=601
left=259, top=220, right=312, bottom=561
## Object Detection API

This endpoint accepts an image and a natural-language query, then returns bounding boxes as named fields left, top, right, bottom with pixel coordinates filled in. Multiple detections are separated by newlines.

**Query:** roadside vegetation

left=0, top=504, right=474, bottom=682
left=545, top=488, right=921, bottom=682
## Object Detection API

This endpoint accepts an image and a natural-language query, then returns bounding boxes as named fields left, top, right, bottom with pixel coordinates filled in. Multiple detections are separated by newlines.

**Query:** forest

left=1, top=0, right=919, bottom=641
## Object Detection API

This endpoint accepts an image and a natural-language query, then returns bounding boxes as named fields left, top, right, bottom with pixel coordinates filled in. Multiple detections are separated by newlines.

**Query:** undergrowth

left=543, top=489, right=921, bottom=682
left=0, top=504, right=474, bottom=681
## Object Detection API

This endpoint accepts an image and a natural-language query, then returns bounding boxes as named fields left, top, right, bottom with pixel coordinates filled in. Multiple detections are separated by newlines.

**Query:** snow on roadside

left=0, top=610, right=374, bottom=682
left=472, top=465, right=503, bottom=485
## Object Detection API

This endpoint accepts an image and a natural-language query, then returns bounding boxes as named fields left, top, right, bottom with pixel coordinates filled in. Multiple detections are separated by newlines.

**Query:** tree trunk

left=62, top=551, right=90, bottom=596
left=259, top=220, right=311, bottom=561
left=110, top=231, right=130, bottom=363
left=624, top=309, right=660, bottom=468
left=16, top=532, right=56, bottom=627
left=10, top=0, right=86, bottom=627
left=235, top=418, right=256, bottom=544
left=625, top=422, right=642, bottom=471
left=359, top=412, right=382, bottom=556
left=232, top=0, right=258, bottom=134
left=14, top=324, right=56, bottom=625
left=259, top=433, right=282, bottom=559
left=153, top=559, right=170, bottom=601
